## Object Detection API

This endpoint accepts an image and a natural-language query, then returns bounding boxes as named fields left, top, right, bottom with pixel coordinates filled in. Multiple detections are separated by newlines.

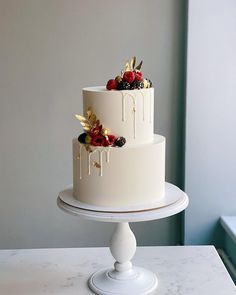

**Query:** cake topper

left=106, top=56, right=152, bottom=91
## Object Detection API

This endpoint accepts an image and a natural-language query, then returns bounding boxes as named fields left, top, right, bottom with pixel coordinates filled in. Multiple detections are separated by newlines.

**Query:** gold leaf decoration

left=85, top=145, right=92, bottom=153
left=90, top=114, right=97, bottom=125
left=86, top=107, right=92, bottom=119
left=92, top=161, right=101, bottom=169
left=75, top=114, right=86, bottom=122
left=124, top=61, right=130, bottom=72
left=135, top=60, right=143, bottom=70
left=130, top=56, right=136, bottom=70
left=75, top=107, right=102, bottom=133
left=123, top=57, right=142, bottom=72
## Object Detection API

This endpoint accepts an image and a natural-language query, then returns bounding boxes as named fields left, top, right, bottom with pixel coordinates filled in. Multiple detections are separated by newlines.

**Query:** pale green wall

left=0, top=0, right=187, bottom=249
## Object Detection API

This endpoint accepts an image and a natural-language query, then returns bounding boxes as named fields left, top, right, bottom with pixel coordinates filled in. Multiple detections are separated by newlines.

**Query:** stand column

left=109, top=222, right=137, bottom=279
left=88, top=222, right=158, bottom=295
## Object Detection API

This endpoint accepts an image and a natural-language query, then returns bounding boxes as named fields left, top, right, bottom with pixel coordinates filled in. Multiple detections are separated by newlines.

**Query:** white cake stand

left=57, top=182, right=189, bottom=295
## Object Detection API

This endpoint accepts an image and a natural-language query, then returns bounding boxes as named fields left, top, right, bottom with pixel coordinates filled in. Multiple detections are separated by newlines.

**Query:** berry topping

left=104, top=134, right=116, bottom=146
left=117, top=81, right=130, bottom=90
left=104, top=57, right=152, bottom=91
left=76, top=107, right=126, bottom=148
left=131, top=80, right=144, bottom=90
left=78, top=132, right=87, bottom=143
left=114, top=137, right=126, bottom=147
left=135, top=71, right=142, bottom=81
left=123, top=71, right=135, bottom=84
left=106, top=79, right=118, bottom=90
left=91, top=134, right=105, bottom=146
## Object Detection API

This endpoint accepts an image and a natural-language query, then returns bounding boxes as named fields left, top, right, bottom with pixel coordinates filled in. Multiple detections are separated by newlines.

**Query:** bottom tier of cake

left=73, top=135, right=165, bottom=208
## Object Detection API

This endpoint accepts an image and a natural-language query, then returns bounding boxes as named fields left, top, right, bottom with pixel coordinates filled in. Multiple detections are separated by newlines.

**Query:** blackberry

left=117, top=81, right=130, bottom=90
left=114, top=136, right=126, bottom=147
left=131, top=80, right=144, bottom=90
left=78, top=132, right=87, bottom=143
left=147, top=79, right=153, bottom=88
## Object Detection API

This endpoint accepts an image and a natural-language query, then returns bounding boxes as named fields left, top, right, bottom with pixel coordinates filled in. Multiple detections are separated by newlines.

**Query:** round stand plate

left=89, top=267, right=158, bottom=295
left=57, top=182, right=188, bottom=222
left=59, top=182, right=179, bottom=213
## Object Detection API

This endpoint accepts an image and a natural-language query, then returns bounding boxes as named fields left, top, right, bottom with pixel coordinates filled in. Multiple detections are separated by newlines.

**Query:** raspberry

left=91, top=135, right=105, bottom=146
left=104, top=134, right=116, bottom=146
left=123, top=71, right=135, bottom=84
left=135, top=71, right=142, bottom=81
left=106, top=79, right=118, bottom=90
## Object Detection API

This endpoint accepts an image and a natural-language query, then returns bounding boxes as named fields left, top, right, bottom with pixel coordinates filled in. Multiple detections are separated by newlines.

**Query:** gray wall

left=185, top=0, right=236, bottom=246
left=0, top=0, right=187, bottom=249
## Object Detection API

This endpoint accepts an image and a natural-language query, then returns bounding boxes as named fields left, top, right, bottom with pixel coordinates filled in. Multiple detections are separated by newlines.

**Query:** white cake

left=73, top=86, right=166, bottom=209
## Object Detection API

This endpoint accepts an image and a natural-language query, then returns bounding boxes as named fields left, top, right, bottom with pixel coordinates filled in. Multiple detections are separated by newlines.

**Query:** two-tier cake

left=73, top=57, right=165, bottom=209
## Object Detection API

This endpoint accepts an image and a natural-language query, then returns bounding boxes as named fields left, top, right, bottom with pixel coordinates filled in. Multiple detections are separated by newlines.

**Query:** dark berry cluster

left=117, top=81, right=130, bottom=90
left=131, top=80, right=144, bottom=90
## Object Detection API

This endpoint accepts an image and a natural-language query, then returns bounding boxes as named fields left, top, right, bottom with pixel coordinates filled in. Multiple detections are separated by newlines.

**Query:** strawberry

left=123, top=71, right=135, bottom=84
left=106, top=79, right=118, bottom=90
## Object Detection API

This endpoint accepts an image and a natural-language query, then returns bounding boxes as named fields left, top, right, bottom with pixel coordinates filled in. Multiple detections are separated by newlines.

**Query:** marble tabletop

left=0, top=246, right=235, bottom=295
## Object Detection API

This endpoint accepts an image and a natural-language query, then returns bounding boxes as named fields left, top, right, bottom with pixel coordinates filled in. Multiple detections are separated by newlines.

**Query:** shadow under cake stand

left=57, top=182, right=189, bottom=295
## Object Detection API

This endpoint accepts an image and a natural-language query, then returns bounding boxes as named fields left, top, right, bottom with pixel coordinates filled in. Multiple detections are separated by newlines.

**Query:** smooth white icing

left=73, top=135, right=165, bottom=207
left=83, top=87, right=154, bottom=145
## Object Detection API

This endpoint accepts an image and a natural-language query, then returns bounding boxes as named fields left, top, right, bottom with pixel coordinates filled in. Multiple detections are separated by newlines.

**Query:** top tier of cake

left=83, top=86, right=154, bottom=145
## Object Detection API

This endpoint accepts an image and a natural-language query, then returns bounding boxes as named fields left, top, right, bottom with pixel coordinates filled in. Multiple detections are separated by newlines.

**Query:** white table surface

left=0, top=246, right=235, bottom=295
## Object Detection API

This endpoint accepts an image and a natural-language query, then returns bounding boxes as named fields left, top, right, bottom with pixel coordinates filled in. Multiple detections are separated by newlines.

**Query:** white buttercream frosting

left=83, top=87, right=154, bottom=145
left=73, top=135, right=165, bottom=207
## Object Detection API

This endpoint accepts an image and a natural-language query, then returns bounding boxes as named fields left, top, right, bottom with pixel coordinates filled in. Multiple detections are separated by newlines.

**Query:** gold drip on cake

left=149, top=90, right=152, bottom=123
left=121, top=91, right=137, bottom=139
left=78, top=144, right=111, bottom=179
left=139, top=90, right=145, bottom=121
left=79, top=145, right=83, bottom=179
left=121, top=90, right=153, bottom=138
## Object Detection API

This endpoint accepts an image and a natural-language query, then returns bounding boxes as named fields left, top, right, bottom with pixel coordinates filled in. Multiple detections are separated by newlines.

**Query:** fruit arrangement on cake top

left=106, top=57, right=152, bottom=90
left=76, top=107, right=126, bottom=147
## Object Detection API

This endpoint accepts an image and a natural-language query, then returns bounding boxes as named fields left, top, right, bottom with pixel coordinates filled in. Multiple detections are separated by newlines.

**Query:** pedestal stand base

left=89, top=267, right=158, bottom=295
left=58, top=183, right=189, bottom=295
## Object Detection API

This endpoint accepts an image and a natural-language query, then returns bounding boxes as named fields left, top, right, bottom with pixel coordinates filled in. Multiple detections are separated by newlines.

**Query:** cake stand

left=57, top=182, right=189, bottom=295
